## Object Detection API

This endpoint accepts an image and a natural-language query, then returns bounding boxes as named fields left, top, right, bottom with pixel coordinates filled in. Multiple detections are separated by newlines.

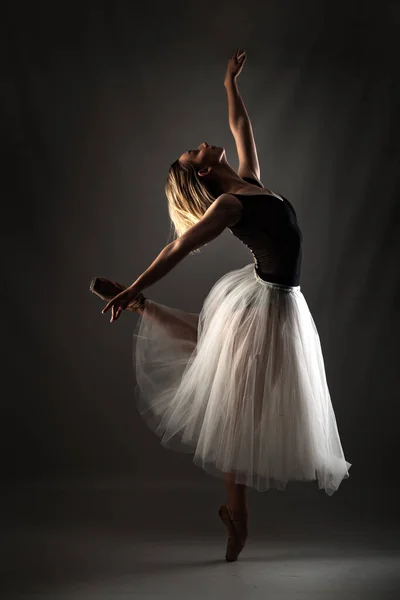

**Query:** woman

left=91, top=49, right=351, bottom=561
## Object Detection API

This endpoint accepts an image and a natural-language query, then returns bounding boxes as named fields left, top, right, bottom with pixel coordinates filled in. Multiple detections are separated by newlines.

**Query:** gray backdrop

left=3, top=0, right=399, bottom=489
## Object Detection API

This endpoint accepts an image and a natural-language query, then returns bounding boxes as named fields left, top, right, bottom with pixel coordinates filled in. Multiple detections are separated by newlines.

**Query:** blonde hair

left=165, top=158, right=216, bottom=255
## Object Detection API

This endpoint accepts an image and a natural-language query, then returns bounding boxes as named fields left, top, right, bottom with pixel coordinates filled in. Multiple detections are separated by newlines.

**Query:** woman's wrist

left=224, top=76, right=238, bottom=88
left=127, top=292, right=147, bottom=311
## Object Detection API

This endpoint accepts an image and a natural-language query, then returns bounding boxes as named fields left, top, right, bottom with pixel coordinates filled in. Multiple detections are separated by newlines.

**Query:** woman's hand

left=102, top=284, right=142, bottom=322
left=224, top=48, right=247, bottom=86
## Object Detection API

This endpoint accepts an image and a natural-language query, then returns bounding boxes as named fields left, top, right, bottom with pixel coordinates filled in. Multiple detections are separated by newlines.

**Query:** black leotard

left=228, top=177, right=303, bottom=286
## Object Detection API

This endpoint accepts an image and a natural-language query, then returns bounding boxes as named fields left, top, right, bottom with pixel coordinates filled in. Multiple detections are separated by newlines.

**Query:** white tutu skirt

left=132, top=263, right=351, bottom=495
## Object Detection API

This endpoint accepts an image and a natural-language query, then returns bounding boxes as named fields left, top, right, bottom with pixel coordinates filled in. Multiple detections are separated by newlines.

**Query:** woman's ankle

left=227, top=505, right=248, bottom=521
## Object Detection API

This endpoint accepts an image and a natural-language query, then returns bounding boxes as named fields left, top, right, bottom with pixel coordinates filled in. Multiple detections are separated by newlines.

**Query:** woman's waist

left=253, top=265, right=301, bottom=290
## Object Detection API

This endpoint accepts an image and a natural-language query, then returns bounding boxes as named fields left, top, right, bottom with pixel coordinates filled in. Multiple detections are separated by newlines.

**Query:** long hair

left=165, top=158, right=216, bottom=255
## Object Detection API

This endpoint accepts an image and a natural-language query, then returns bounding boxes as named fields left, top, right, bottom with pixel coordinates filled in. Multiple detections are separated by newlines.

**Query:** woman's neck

left=204, top=164, right=247, bottom=198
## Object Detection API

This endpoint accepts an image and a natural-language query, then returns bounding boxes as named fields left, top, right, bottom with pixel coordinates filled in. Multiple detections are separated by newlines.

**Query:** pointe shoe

left=89, top=277, right=147, bottom=310
left=218, top=504, right=248, bottom=562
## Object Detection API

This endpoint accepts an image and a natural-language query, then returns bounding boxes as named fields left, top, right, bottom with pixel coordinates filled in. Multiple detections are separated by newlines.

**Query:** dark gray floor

left=2, top=476, right=399, bottom=599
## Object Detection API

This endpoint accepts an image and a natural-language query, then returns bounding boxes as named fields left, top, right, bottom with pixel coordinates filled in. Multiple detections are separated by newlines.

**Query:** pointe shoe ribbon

left=218, top=504, right=248, bottom=562
left=90, top=277, right=146, bottom=309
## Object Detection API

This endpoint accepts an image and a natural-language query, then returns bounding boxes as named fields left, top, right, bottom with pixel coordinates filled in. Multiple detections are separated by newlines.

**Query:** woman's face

left=179, top=142, right=225, bottom=167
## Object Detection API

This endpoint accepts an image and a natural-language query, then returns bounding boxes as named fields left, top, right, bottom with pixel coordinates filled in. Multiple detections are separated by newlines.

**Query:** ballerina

left=91, top=49, right=351, bottom=562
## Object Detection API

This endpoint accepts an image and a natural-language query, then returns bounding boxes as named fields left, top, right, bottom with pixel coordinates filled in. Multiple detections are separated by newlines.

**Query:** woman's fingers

left=101, top=286, right=139, bottom=321
left=102, top=295, right=122, bottom=319
left=110, top=304, right=123, bottom=322
left=110, top=305, right=116, bottom=322
left=102, top=299, right=113, bottom=314
left=102, top=291, right=123, bottom=314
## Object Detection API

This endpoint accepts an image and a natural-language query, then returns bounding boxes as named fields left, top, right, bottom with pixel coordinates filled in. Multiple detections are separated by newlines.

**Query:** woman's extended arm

left=224, top=80, right=251, bottom=131
left=130, top=194, right=237, bottom=292
left=102, top=194, right=239, bottom=321
left=224, top=49, right=250, bottom=129
left=224, top=49, right=261, bottom=181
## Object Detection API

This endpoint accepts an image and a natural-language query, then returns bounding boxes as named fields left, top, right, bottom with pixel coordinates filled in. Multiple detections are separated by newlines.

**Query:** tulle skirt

left=132, top=263, right=351, bottom=495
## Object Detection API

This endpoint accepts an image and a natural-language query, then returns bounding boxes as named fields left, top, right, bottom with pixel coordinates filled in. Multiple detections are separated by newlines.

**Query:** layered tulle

left=132, top=263, right=351, bottom=495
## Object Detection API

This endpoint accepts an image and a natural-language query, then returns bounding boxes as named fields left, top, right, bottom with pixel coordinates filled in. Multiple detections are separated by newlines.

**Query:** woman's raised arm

left=224, top=49, right=261, bottom=182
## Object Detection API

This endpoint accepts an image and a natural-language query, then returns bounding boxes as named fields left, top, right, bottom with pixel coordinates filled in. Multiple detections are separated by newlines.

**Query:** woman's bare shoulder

left=214, top=193, right=244, bottom=212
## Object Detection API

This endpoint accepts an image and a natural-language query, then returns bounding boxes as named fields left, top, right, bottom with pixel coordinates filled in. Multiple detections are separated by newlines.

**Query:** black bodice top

left=228, top=177, right=303, bottom=286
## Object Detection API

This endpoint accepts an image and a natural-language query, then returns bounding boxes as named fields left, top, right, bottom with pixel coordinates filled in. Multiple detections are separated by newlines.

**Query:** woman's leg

left=131, top=300, right=199, bottom=345
left=223, top=472, right=248, bottom=521
left=92, top=278, right=199, bottom=345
